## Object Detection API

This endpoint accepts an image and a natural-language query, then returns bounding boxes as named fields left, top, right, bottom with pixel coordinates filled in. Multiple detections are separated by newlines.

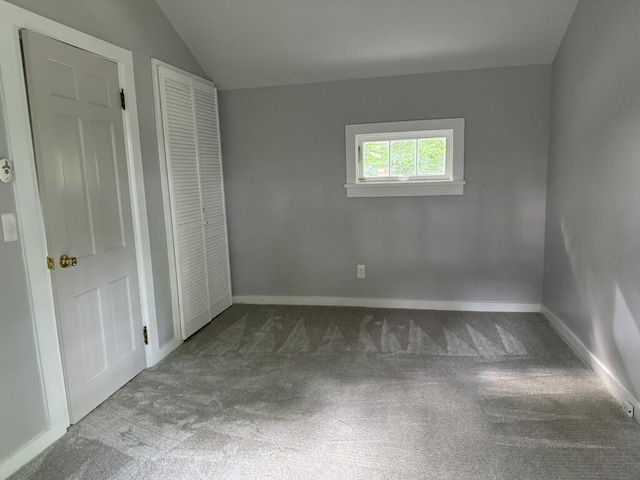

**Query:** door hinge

left=143, top=325, right=149, bottom=345
left=46, top=256, right=55, bottom=270
left=120, top=89, right=126, bottom=110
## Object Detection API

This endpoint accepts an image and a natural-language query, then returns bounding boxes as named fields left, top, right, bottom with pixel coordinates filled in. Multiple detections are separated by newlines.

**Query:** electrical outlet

left=625, top=401, right=634, bottom=418
left=357, top=264, right=365, bottom=279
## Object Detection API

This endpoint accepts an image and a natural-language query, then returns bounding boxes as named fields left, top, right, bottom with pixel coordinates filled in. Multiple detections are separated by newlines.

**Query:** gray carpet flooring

left=11, top=305, right=640, bottom=479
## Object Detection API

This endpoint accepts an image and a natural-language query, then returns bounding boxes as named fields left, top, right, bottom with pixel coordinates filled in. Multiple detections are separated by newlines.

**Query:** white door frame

left=0, top=1, right=160, bottom=474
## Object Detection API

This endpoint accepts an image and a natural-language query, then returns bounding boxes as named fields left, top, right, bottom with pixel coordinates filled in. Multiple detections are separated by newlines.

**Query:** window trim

left=345, top=118, right=465, bottom=197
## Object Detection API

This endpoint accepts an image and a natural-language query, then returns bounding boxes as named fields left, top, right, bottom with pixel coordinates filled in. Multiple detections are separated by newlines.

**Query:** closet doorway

left=152, top=60, right=232, bottom=339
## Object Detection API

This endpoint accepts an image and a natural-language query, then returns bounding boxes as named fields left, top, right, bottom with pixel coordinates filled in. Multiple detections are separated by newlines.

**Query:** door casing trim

left=0, top=1, right=160, bottom=475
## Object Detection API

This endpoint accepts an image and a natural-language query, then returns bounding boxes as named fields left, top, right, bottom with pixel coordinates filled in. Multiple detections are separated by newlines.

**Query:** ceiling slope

left=156, top=0, right=578, bottom=89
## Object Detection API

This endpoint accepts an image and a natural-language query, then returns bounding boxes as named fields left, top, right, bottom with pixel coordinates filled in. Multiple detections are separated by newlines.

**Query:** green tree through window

left=363, top=137, right=446, bottom=178
left=418, top=138, right=446, bottom=175
left=363, top=141, right=389, bottom=177
left=391, top=139, right=416, bottom=176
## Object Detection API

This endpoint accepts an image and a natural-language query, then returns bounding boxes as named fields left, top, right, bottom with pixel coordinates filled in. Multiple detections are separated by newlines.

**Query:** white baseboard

left=0, top=425, right=67, bottom=479
left=541, top=305, right=640, bottom=425
left=233, top=295, right=541, bottom=313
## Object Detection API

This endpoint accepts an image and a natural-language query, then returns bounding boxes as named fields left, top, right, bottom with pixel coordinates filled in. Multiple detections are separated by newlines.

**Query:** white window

left=345, top=118, right=465, bottom=197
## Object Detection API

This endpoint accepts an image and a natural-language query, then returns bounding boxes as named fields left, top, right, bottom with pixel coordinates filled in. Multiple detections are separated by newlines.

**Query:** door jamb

left=0, top=2, right=160, bottom=474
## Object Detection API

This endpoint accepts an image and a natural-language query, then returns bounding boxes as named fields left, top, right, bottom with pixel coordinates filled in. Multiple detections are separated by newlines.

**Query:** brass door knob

left=59, top=254, right=78, bottom=268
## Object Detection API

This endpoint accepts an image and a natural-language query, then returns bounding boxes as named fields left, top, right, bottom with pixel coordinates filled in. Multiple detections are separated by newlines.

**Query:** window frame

left=345, top=118, right=465, bottom=198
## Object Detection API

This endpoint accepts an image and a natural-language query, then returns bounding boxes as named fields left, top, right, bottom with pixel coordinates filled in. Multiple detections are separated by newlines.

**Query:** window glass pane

left=390, top=139, right=417, bottom=177
left=418, top=137, right=446, bottom=175
left=363, top=141, right=389, bottom=177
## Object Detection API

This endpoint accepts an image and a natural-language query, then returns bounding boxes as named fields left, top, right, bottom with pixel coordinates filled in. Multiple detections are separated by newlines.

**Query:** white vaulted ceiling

left=156, top=0, right=578, bottom=89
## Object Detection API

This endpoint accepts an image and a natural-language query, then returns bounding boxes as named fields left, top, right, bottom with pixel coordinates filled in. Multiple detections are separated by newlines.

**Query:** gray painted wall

left=7, top=0, right=206, bottom=347
left=220, top=65, right=551, bottom=303
left=0, top=77, right=49, bottom=463
left=543, top=0, right=640, bottom=400
left=0, top=0, right=204, bottom=465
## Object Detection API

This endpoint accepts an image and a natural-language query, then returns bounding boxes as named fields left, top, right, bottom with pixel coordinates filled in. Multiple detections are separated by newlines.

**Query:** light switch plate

left=1, top=213, right=19, bottom=242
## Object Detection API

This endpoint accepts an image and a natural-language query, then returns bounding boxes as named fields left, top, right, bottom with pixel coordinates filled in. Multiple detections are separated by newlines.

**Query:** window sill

left=345, top=180, right=465, bottom=198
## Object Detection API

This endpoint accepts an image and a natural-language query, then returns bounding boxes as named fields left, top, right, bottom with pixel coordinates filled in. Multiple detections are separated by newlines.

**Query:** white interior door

left=156, top=64, right=232, bottom=339
left=22, top=31, right=146, bottom=423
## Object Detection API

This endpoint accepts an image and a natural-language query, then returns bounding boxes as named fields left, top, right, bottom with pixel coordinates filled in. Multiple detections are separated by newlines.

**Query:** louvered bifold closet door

left=158, top=66, right=231, bottom=339
left=193, top=80, right=232, bottom=321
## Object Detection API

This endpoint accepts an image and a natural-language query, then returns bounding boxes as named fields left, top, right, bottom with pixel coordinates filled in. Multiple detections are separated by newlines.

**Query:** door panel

left=92, top=120, right=126, bottom=251
left=195, top=88, right=224, bottom=219
left=74, top=288, right=108, bottom=381
left=53, top=115, right=96, bottom=258
left=206, top=226, right=230, bottom=303
left=193, top=82, right=232, bottom=323
left=109, top=276, right=135, bottom=360
left=47, top=59, right=78, bottom=100
left=22, top=30, right=146, bottom=423
left=85, top=72, right=112, bottom=108
left=176, top=220, right=210, bottom=332
left=159, top=70, right=210, bottom=338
